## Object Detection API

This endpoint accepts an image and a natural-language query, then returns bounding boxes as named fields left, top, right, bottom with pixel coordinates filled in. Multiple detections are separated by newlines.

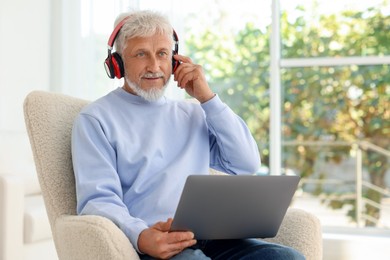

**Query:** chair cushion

left=24, top=195, right=52, bottom=243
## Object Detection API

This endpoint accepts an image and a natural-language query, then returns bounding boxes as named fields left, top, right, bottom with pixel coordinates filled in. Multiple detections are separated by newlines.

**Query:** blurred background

left=1, top=0, right=389, bottom=259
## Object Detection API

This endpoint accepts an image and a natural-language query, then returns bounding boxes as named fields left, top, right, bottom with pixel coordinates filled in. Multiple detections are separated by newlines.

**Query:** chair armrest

left=55, top=215, right=140, bottom=260
left=0, top=174, right=25, bottom=260
left=263, top=208, right=322, bottom=260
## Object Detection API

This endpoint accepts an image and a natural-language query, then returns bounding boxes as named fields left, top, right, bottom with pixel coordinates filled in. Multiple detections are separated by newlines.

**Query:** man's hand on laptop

left=138, top=218, right=197, bottom=259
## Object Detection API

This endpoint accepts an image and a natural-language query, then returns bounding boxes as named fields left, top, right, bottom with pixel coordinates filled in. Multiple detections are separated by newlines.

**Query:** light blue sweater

left=72, top=87, right=260, bottom=251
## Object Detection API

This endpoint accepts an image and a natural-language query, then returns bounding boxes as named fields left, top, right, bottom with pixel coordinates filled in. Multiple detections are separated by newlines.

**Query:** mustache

left=142, top=72, right=164, bottom=79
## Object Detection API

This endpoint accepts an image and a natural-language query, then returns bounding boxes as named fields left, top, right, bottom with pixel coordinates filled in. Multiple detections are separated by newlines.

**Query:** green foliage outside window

left=186, top=3, right=390, bottom=226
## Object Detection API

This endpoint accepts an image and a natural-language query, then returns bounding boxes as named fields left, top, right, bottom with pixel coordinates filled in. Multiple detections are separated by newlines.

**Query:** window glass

left=157, top=0, right=273, bottom=167
left=282, top=65, right=390, bottom=227
left=75, top=0, right=136, bottom=99
left=281, top=0, right=390, bottom=58
left=281, top=0, right=390, bottom=228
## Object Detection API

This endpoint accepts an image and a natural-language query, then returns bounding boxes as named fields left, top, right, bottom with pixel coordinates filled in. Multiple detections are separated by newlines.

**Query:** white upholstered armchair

left=23, top=90, right=322, bottom=260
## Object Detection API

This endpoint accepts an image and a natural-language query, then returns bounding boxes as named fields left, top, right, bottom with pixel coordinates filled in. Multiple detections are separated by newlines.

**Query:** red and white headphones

left=104, top=17, right=180, bottom=79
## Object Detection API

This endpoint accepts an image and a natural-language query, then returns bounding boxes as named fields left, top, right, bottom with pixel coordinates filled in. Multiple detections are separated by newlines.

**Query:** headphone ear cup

left=104, top=55, right=115, bottom=79
left=172, top=51, right=179, bottom=74
left=111, top=52, right=124, bottom=79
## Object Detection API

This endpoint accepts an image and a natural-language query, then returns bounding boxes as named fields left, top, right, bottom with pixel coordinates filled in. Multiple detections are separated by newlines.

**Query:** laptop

left=170, top=174, right=300, bottom=240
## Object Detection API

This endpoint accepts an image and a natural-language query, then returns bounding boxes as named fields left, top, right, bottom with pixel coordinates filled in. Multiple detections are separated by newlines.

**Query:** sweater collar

left=115, top=87, right=167, bottom=106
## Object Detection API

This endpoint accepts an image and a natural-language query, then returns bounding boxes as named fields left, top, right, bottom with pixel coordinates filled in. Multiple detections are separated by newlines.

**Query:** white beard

left=125, top=74, right=171, bottom=102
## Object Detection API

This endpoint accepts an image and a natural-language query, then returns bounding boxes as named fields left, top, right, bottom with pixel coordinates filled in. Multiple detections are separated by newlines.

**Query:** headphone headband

left=107, top=16, right=130, bottom=50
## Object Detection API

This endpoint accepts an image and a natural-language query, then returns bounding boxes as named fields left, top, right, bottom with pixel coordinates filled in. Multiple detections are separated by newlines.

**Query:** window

left=55, top=0, right=390, bottom=230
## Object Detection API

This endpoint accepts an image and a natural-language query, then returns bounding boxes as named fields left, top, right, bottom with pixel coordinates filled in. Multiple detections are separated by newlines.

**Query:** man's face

left=122, top=34, right=172, bottom=98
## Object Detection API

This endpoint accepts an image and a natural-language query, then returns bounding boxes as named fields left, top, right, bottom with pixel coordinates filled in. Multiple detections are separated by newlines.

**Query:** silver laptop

left=170, top=174, right=300, bottom=239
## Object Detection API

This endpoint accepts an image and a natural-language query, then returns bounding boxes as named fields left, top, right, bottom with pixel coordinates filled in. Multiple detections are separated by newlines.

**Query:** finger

left=173, top=62, right=191, bottom=82
left=176, top=66, right=199, bottom=88
left=166, top=231, right=195, bottom=244
left=169, top=239, right=197, bottom=253
left=157, top=235, right=196, bottom=259
left=174, top=54, right=192, bottom=64
left=164, top=238, right=196, bottom=255
left=166, top=218, right=173, bottom=228
left=153, top=219, right=172, bottom=231
left=158, top=218, right=173, bottom=231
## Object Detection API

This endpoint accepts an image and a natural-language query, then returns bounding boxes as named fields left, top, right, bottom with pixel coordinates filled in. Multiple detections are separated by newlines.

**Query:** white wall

left=0, top=0, right=51, bottom=175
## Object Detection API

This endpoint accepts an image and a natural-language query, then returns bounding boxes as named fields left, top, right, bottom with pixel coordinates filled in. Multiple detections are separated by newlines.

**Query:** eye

left=135, top=51, right=145, bottom=57
left=158, top=51, right=169, bottom=57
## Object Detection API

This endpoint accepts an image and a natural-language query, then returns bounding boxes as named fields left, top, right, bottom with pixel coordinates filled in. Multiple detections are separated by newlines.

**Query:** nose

left=146, top=56, right=160, bottom=72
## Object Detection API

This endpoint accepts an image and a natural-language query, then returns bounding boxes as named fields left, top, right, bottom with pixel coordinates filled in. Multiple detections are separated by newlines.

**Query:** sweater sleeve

left=71, top=113, right=147, bottom=252
left=201, top=95, right=261, bottom=174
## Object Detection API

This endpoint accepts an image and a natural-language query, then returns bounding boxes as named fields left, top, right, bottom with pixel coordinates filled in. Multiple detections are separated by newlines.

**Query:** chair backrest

left=23, top=91, right=89, bottom=231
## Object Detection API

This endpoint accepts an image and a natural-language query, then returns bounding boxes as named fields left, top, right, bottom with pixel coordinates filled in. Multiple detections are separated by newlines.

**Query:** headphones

left=104, top=16, right=180, bottom=79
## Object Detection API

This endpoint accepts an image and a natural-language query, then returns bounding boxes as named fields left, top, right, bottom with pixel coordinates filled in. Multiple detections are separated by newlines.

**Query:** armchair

left=23, top=90, right=322, bottom=260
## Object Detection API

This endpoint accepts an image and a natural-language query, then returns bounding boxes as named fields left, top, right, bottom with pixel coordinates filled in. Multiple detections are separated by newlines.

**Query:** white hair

left=113, top=10, right=174, bottom=54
